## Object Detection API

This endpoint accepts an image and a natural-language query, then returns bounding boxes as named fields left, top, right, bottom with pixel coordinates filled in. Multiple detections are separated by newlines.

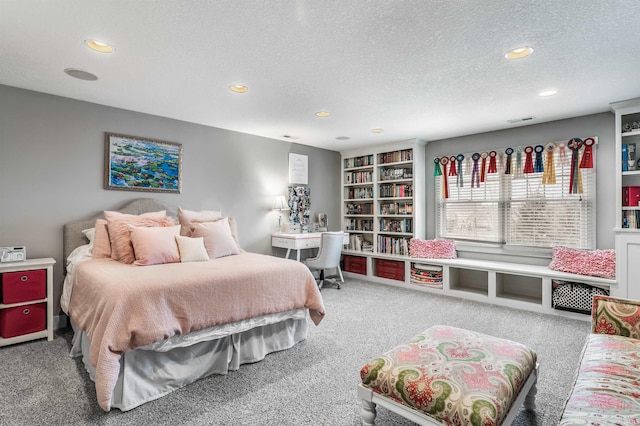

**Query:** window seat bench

left=341, top=250, right=617, bottom=320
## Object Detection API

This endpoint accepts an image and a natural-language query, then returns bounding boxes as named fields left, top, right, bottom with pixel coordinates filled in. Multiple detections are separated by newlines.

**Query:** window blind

left=435, top=139, right=596, bottom=250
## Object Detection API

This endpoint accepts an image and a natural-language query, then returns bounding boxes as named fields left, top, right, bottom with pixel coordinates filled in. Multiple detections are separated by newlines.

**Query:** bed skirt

left=70, top=309, right=309, bottom=411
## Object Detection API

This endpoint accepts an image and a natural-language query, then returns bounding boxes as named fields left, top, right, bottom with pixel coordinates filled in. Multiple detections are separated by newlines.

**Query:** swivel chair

left=305, top=232, right=345, bottom=290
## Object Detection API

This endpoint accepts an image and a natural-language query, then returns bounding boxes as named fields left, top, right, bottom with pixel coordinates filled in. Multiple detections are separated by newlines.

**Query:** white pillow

left=175, top=235, right=210, bottom=262
left=82, top=227, right=96, bottom=250
left=190, top=218, right=241, bottom=259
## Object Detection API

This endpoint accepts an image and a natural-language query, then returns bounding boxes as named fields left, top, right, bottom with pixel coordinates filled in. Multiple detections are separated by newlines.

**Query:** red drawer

left=0, top=303, right=46, bottom=338
left=376, top=267, right=405, bottom=281
left=1, top=269, right=46, bottom=304
left=376, top=259, right=404, bottom=272
left=344, top=255, right=367, bottom=275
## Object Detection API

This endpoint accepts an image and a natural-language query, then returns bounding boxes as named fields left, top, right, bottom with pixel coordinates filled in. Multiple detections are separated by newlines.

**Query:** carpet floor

left=0, top=278, right=589, bottom=425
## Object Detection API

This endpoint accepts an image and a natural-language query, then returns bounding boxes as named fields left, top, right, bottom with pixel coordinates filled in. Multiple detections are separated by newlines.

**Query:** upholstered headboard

left=63, top=198, right=177, bottom=262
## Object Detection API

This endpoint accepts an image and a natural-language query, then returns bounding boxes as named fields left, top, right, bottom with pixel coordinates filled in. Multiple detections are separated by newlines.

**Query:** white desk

left=272, top=232, right=349, bottom=261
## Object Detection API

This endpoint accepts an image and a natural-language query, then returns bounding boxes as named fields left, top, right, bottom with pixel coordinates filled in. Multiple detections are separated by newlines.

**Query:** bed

left=62, top=198, right=325, bottom=412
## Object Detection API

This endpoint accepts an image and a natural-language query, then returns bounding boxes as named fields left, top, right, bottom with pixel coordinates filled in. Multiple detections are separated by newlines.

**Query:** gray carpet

left=0, top=278, right=589, bottom=425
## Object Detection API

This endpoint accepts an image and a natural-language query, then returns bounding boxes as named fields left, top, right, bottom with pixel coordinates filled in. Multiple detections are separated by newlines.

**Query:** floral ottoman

left=358, top=326, right=538, bottom=425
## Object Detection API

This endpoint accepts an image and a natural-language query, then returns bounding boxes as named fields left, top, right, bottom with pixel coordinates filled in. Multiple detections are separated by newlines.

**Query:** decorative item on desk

left=272, top=195, right=290, bottom=232
left=288, top=185, right=311, bottom=233
left=318, top=213, right=328, bottom=230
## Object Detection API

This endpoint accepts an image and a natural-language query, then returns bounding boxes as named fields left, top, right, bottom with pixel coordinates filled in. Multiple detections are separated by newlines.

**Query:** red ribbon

left=523, top=146, right=534, bottom=173
left=568, top=138, right=583, bottom=194
left=440, top=157, right=449, bottom=198
left=480, top=152, right=488, bottom=182
left=487, top=151, right=497, bottom=173
left=448, top=156, right=457, bottom=176
left=579, top=137, right=595, bottom=169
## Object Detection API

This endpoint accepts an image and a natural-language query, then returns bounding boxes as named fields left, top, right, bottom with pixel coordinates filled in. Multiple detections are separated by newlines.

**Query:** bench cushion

left=360, top=325, right=536, bottom=425
left=559, top=333, right=640, bottom=425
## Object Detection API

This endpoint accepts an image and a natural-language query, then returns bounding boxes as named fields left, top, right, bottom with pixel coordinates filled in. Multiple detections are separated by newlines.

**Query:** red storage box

left=623, top=186, right=640, bottom=206
left=375, top=259, right=405, bottom=281
left=0, top=302, right=46, bottom=338
left=1, top=269, right=46, bottom=304
left=344, top=255, right=366, bottom=275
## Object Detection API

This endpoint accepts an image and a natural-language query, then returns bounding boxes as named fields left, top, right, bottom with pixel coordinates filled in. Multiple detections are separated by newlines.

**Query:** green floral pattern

left=360, top=326, right=537, bottom=425
left=559, top=295, right=640, bottom=425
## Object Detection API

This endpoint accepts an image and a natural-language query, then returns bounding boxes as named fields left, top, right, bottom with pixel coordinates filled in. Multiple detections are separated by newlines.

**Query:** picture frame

left=104, top=132, right=182, bottom=193
left=288, top=153, right=308, bottom=185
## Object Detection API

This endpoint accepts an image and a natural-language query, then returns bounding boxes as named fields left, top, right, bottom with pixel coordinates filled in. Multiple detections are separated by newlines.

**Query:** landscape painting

left=104, top=132, right=182, bottom=193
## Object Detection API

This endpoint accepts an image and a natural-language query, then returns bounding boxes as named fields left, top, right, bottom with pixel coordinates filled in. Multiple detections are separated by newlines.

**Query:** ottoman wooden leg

left=358, top=384, right=377, bottom=425
left=524, top=367, right=538, bottom=411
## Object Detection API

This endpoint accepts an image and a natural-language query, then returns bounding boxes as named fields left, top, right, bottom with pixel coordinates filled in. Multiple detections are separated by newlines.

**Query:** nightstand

left=0, top=258, right=55, bottom=346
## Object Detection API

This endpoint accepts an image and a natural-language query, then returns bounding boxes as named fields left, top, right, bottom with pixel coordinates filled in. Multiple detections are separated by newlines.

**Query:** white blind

left=435, top=139, right=596, bottom=250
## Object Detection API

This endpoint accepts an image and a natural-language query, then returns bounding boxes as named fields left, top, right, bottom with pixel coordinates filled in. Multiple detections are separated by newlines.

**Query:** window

left=435, top=139, right=596, bottom=250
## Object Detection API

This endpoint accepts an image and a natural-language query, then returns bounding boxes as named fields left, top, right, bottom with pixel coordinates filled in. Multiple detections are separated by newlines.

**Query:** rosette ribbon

left=579, top=137, right=595, bottom=169
left=568, top=138, right=583, bottom=194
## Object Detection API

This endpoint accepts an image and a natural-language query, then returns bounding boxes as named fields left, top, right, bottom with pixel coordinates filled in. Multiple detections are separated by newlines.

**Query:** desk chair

left=305, top=231, right=345, bottom=290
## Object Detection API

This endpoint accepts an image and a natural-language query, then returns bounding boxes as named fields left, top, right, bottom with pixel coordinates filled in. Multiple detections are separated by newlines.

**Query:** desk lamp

left=272, top=195, right=290, bottom=232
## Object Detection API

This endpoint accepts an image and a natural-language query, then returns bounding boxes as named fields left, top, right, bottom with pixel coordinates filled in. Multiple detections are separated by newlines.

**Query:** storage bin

left=0, top=303, right=46, bottom=338
left=1, top=269, right=46, bottom=304
left=551, top=281, right=609, bottom=314
left=375, top=259, right=405, bottom=281
left=344, top=255, right=366, bottom=275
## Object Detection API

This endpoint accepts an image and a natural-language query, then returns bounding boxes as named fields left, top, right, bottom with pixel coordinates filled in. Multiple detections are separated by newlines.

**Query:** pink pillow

left=549, top=246, right=615, bottom=279
left=178, top=207, right=222, bottom=236
left=107, top=216, right=176, bottom=264
left=129, top=225, right=181, bottom=266
left=191, top=218, right=241, bottom=259
left=409, top=238, right=457, bottom=259
left=92, top=219, right=112, bottom=259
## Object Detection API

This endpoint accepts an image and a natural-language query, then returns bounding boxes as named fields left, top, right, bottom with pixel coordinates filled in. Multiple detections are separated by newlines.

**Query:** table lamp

left=272, top=195, right=289, bottom=232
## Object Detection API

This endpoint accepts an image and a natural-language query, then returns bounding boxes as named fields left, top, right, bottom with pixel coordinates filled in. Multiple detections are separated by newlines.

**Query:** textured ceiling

left=1, top=1, right=639, bottom=152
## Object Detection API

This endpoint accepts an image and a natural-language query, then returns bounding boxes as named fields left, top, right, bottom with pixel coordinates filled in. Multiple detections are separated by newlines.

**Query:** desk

left=272, top=232, right=349, bottom=261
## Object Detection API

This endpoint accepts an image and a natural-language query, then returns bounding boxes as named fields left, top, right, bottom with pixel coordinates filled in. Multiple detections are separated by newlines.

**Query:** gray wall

left=0, top=85, right=341, bottom=314
left=424, top=112, right=616, bottom=258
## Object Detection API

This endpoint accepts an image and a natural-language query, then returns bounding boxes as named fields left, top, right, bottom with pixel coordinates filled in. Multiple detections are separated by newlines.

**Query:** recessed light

left=315, top=111, right=331, bottom=117
left=371, top=128, right=384, bottom=134
left=84, top=40, right=114, bottom=53
left=538, top=89, right=558, bottom=97
left=230, top=85, right=248, bottom=93
left=505, top=46, right=533, bottom=60
left=64, top=68, right=98, bottom=81
left=336, top=136, right=350, bottom=140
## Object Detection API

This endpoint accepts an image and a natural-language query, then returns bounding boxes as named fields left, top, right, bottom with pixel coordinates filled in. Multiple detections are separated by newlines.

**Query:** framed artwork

left=104, top=132, right=182, bottom=193
left=288, top=153, right=308, bottom=184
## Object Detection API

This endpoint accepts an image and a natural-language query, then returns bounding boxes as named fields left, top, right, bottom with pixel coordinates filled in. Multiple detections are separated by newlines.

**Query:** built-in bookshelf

left=341, top=140, right=425, bottom=258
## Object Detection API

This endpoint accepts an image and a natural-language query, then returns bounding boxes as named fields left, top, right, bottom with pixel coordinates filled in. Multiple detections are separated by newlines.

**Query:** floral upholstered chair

left=559, top=295, right=640, bottom=425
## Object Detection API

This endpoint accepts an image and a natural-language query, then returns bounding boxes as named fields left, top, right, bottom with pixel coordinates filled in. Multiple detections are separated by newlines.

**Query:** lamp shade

left=272, top=195, right=289, bottom=211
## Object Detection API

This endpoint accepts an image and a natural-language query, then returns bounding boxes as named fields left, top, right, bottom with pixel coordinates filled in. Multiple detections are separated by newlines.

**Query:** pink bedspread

left=68, top=252, right=325, bottom=411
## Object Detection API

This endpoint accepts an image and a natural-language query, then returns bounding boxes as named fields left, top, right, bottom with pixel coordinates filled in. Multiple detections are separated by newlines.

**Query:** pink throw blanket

left=69, top=252, right=325, bottom=411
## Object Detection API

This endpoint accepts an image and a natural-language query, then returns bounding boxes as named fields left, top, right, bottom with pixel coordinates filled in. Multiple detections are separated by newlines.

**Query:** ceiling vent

left=507, top=116, right=536, bottom=124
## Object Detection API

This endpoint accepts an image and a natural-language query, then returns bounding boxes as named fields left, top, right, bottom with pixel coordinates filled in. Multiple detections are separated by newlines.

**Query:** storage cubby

left=496, top=273, right=543, bottom=305
left=448, top=267, right=488, bottom=296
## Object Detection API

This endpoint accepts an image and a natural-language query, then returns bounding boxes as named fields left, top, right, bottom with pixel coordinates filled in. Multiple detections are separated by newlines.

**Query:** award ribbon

left=471, top=153, right=480, bottom=187
left=449, top=155, right=457, bottom=177
left=480, top=152, right=488, bottom=182
left=558, top=142, right=568, bottom=166
left=580, top=137, right=595, bottom=169
left=514, top=146, right=524, bottom=179
left=534, top=145, right=545, bottom=173
left=456, top=154, right=464, bottom=187
left=504, top=147, right=513, bottom=174
left=541, top=142, right=556, bottom=184
left=568, top=138, right=583, bottom=194
left=523, top=146, right=534, bottom=174
left=487, top=151, right=497, bottom=174
left=440, top=156, right=449, bottom=199
left=434, top=157, right=442, bottom=176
